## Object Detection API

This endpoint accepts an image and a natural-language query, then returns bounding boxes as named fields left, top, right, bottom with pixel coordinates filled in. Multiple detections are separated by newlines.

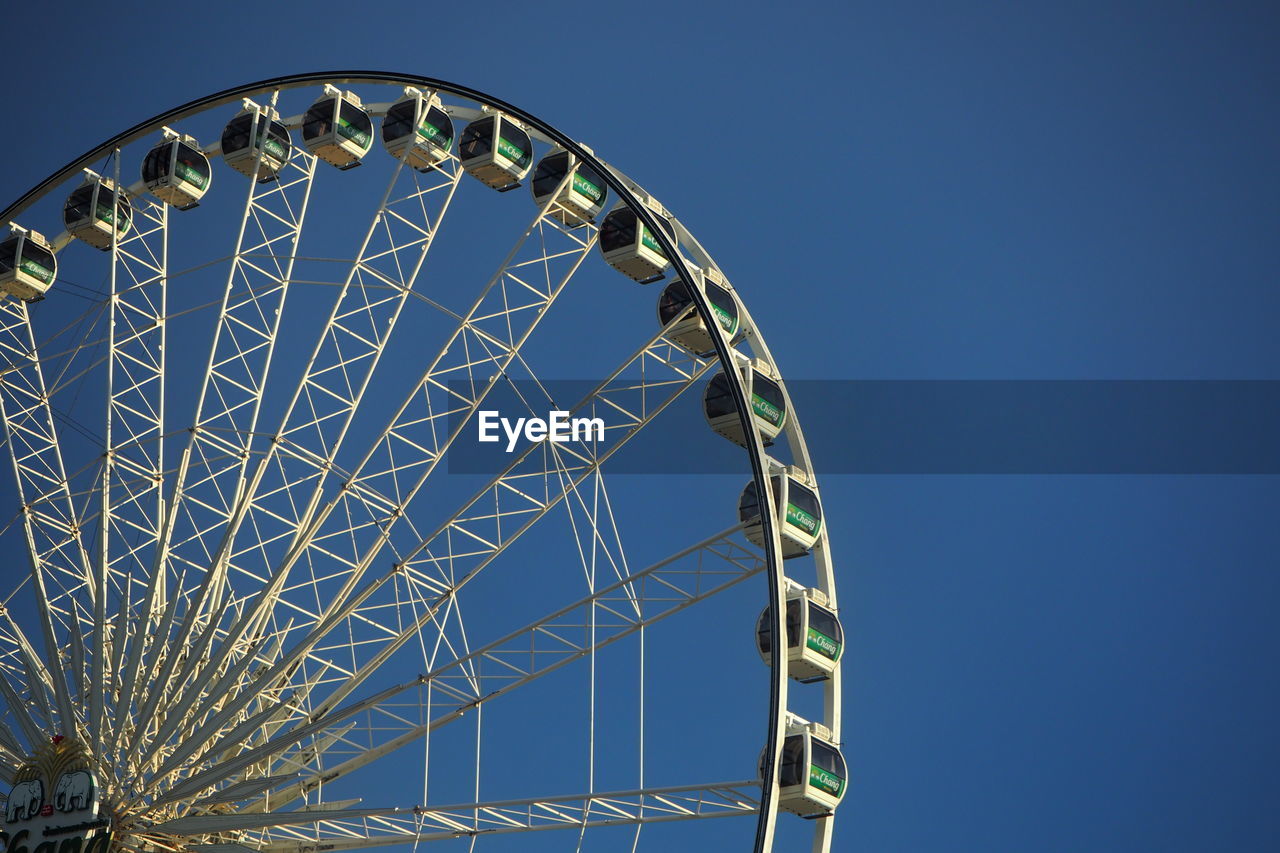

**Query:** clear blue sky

left=2, top=1, right=1278, bottom=851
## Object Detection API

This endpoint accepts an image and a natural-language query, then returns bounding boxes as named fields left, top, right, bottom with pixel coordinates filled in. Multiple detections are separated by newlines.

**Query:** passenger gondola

left=599, top=199, right=675, bottom=283
left=760, top=722, right=847, bottom=817
left=755, top=586, right=843, bottom=682
left=221, top=101, right=292, bottom=181
left=458, top=113, right=533, bottom=190
left=0, top=227, right=56, bottom=302
left=382, top=87, right=454, bottom=171
left=63, top=172, right=132, bottom=250
left=142, top=129, right=212, bottom=209
left=738, top=467, right=822, bottom=557
left=656, top=268, right=742, bottom=355
left=530, top=147, right=607, bottom=226
left=704, top=358, right=786, bottom=447
left=302, top=86, right=374, bottom=169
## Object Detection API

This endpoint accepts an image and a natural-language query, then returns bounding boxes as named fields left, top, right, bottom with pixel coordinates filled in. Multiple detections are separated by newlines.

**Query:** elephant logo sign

left=53, top=770, right=94, bottom=812
left=4, top=779, right=42, bottom=823
left=3, top=736, right=106, bottom=853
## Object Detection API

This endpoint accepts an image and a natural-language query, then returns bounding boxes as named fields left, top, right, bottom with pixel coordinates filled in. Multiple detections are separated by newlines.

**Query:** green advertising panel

left=20, top=258, right=53, bottom=283
left=93, top=203, right=130, bottom=235
left=262, top=137, right=286, bottom=159
left=806, top=627, right=842, bottom=660
left=786, top=502, right=820, bottom=536
left=711, top=303, right=739, bottom=334
left=809, top=764, right=844, bottom=797
left=337, top=118, right=372, bottom=149
left=572, top=172, right=603, bottom=203
left=752, top=393, right=784, bottom=427
left=639, top=225, right=665, bottom=256
left=416, top=122, right=448, bottom=146
left=175, top=162, right=208, bottom=189
left=497, top=136, right=526, bottom=165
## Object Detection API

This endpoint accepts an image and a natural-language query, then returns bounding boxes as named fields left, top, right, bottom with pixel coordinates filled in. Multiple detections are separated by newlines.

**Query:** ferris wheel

left=0, top=73, right=844, bottom=853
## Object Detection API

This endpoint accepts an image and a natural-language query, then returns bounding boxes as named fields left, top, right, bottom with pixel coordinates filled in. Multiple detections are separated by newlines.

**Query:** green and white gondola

left=458, top=113, right=532, bottom=191
left=761, top=722, right=848, bottom=817
left=0, top=227, right=56, bottom=302
left=704, top=358, right=786, bottom=447
left=142, top=129, right=212, bottom=210
left=755, top=586, right=843, bottom=682
left=382, top=87, right=454, bottom=172
left=302, top=86, right=374, bottom=170
left=738, top=466, right=822, bottom=557
left=530, top=147, right=607, bottom=226
left=599, top=199, right=675, bottom=284
left=221, top=100, right=292, bottom=181
left=656, top=268, right=742, bottom=355
left=63, top=172, right=132, bottom=250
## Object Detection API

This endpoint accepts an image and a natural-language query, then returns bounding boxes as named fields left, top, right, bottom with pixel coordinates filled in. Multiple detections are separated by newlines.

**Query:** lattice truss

left=159, top=780, right=761, bottom=851
left=0, top=89, right=770, bottom=851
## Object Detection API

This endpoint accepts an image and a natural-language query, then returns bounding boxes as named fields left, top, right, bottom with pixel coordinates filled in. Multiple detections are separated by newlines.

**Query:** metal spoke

left=0, top=298, right=93, bottom=739
left=102, top=189, right=170, bottom=761
left=152, top=780, right=760, bottom=849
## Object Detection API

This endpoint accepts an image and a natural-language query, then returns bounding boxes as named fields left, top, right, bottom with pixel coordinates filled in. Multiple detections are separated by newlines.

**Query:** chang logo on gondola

left=809, top=765, right=844, bottom=797
left=806, top=628, right=841, bottom=660
left=571, top=174, right=603, bottom=203
left=255, top=132, right=286, bottom=160
left=337, top=118, right=372, bottom=149
left=417, top=122, right=446, bottom=145
left=786, top=503, right=820, bottom=535
left=751, top=394, right=784, bottom=427
left=711, top=304, right=738, bottom=334
left=639, top=226, right=665, bottom=257
left=19, top=260, right=53, bottom=283
left=3, top=737, right=110, bottom=853
left=478, top=410, right=605, bottom=453
left=174, top=162, right=208, bottom=189
left=497, top=137, right=527, bottom=166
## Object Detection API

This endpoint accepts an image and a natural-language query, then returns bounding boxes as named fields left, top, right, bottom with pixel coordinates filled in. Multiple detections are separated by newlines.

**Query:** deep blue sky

left=2, top=2, right=1279, bottom=851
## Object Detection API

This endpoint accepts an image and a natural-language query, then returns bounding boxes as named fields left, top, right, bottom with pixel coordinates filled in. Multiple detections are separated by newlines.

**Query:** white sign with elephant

left=1, top=737, right=109, bottom=853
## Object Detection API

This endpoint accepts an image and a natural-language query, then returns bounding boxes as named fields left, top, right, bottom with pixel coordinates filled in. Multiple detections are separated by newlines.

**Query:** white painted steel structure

left=0, top=74, right=842, bottom=853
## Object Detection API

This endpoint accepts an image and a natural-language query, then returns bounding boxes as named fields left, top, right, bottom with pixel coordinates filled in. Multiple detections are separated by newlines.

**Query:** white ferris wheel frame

left=0, top=72, right=842, bottom=853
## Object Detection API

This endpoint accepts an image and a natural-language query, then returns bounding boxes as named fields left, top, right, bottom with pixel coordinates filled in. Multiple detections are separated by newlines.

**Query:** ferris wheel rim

left=0, top=72, right=838, bottom=853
